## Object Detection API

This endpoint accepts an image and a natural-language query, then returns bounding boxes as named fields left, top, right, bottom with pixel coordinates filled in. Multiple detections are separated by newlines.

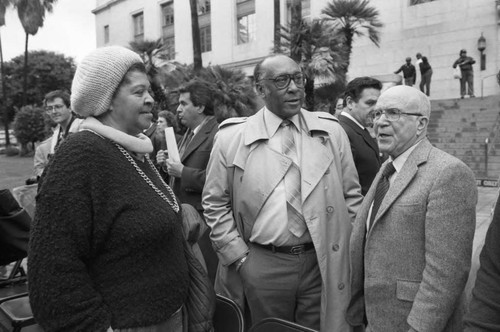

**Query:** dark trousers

left=239, top=243, right=321, bottom=330
left=404, top=76, right=415, bottom=86
left=460, top=70, right=474, bottom=97
left=419, top=70, right=432, bottom=96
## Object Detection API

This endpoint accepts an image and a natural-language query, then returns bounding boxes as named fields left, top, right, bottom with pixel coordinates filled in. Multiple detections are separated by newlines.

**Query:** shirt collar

left=391, top=139, right=423, bottom=173
left=341, top=111, right=365, bottom=130
left=264, top=107, right=301, bottom=137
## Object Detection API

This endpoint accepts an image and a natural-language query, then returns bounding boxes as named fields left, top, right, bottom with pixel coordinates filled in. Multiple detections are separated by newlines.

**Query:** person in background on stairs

left=463, top=69, right=500, bottom=331
left=394, top=57, right=416, bottom=86
left=419, top=56, right=433, bottom=97
left=453, top=49, right=476, bottom=99
left=29, top=46, right=190, bottom=332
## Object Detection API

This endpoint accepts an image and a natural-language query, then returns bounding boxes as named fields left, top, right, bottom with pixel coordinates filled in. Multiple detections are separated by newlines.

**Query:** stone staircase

left=428, top=96, right=500, bottom=180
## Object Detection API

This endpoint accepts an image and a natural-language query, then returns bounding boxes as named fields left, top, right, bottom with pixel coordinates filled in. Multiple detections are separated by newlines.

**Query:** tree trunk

left=0, top=29, right=10, bottom=146
left=189, top=0, right=202, bottom=72
left=290, top=0, right=302, bottom=62
left=274, top=0, right=280, bottom=50
left=305, top=75, right=314, bottom=111
left=23, top=32, right=28, bottom=106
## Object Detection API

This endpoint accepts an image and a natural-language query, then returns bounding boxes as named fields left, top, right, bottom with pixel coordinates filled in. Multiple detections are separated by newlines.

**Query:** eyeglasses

left=370, top=108, right=423, bottom=121
left=45, top=104, right=65, bottom=113
left=260, top=73, right=305, bottom=90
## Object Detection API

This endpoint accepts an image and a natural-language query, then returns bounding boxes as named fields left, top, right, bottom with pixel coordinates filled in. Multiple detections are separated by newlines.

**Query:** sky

left=2, top=0, right=96, bottom=64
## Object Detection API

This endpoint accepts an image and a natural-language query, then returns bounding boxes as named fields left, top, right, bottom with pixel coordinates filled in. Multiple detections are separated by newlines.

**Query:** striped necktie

left=281, top=120, right=307, bottom=238
left=369, top=162, right=396, bottom=230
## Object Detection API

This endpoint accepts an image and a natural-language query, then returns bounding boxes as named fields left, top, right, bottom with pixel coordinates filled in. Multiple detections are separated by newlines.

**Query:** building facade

left=92, top=0, right=500, bottom=99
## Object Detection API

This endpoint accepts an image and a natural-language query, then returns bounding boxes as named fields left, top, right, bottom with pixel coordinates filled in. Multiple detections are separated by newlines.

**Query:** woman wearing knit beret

left=28, top=46, right=189, bottom=331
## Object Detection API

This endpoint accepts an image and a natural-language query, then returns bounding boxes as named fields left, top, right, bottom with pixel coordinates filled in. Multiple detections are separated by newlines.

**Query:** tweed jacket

left=172, top=116, right=218, bottom=211
left=203, top=108, right=363, bottom=332
left=338, top=114, right=382, bottom=196
left=347, top=139, right=477, bottom=332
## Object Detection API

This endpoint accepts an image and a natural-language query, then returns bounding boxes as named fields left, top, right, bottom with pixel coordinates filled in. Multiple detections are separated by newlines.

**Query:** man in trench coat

left=203, top=54, right=362, bottom=331
left=347, top=85, right=477, bottom=332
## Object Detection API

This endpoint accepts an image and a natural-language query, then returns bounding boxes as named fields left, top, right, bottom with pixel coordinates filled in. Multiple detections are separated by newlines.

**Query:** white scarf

left=81, top=117, right=153, bottom=155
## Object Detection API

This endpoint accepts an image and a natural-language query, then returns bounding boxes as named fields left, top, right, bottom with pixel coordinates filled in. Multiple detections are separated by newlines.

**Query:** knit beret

left=71, top=46, right=143, bottom=118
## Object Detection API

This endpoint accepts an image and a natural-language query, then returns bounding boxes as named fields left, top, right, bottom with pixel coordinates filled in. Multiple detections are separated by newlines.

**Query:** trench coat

left=202, top=108, right=363, bottom=332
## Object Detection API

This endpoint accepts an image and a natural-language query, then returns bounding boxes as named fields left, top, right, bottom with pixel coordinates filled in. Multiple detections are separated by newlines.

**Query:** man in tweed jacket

left=346, top=85, right=477, bottom=332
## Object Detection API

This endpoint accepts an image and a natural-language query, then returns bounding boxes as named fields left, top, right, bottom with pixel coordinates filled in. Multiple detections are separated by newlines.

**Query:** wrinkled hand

left=166, top=159, right=184, bottom=178
left=156, top=150, right=168, bottom=166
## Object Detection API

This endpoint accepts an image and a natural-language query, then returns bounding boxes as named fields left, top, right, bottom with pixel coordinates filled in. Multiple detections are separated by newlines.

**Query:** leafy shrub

left=12, top=105, right=47, bottom=154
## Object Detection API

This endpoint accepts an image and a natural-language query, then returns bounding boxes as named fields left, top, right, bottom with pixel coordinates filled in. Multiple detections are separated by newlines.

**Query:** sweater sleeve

left=464, top=197, right=500, bottom=332
left=28, top=136, right=112, bottom=332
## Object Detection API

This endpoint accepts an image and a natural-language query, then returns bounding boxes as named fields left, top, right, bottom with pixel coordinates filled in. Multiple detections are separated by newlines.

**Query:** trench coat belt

left=251, top=242, right=315, bottom=255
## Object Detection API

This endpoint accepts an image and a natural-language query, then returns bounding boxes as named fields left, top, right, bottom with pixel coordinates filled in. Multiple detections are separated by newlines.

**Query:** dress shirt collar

left=390, top=139, right=423, bottom=173
left=263, top=107, right=301, bottom=137
left=341, top=111, right=365, bottom=130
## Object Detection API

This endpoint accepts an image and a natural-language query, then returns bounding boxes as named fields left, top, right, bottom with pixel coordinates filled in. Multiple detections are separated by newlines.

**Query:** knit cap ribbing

left=71, top=46, right=143, bottom=118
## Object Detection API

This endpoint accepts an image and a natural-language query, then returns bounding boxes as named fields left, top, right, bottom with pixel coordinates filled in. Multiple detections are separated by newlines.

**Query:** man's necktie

left=368, top=162, right=396, bottom=230
left=179, top=130, right=194, bottom=158
left=281, top=120, right=307, bottom=238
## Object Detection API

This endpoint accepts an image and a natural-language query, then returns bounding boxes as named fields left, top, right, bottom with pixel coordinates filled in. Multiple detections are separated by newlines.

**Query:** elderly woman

left=28, top=46, right=189, bottom=331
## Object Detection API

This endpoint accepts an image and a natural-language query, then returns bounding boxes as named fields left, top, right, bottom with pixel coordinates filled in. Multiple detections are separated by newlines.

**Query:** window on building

left=410, top=0, right=437, bottom=5
left=236, top=0, right=255, bottom=44
left=104, top=25, right=109, bottom=44
left=286, top=0, right=311, bottom=25
left=198, top=0, right=211, bottom=15
left=164, top=36, right=175, bottom=60
left=161, top=1, right=175, bottom=59
left=162, top=2, right=174, bottom=27
left=133, top=12, right=144, bottom=43
left=200, top=26, right=212, bottom=52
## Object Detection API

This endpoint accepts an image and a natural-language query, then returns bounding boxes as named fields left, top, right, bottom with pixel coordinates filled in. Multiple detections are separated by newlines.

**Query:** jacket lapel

left=300, top=110, right=333, bottom=202
left=181, top=117, right=216, bottom=162
left=340, top=114, right=379, bottom=155
left=369, top=139, right=432, bottom=232
left=234, top=109, right=290, bottom=222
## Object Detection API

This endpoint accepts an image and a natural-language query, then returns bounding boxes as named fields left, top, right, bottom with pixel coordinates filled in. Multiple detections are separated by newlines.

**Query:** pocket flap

left=396, top=279, right=420, bottom=302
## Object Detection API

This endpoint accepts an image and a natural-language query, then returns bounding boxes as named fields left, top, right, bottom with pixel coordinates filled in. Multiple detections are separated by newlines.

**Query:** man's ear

left=256, top=83, right=265, bottom=96
left=416, top=116, right=429, bottom=136
left=345, top=96, right=355, bottom=111
left=197, top=105, right=205, bottom=114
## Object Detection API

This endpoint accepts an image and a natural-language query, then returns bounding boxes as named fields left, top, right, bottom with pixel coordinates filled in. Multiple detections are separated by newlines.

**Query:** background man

left=453, top=49, right=476, bottom=98
left=33, top=90, right=81, bottom=178
left=339, top=77, right=383, bottom=196
left=347, top=85, right=477, bottom=332
left=394, top=57, right=416, bottom=86
left=156, top=79, right=219, bottom=282
left=203, top=54, right=362, bottom=331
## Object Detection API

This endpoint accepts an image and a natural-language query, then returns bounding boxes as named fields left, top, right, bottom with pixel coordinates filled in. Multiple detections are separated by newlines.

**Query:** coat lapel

left=340, top=114, right=379, bottom=155
left=181, top=117, right=217, bottom=162
left=300, top=110, right=333, bottom=202
left=369, top=139, right=432, bottom=231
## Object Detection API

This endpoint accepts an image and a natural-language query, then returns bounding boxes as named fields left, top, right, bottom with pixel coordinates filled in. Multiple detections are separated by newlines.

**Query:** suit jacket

left=347, top=139, right=477, bottom=332
left=172, top=116, right=218, bottom=211
left=203, top=108, right=363, bottom=332
left=339, top=114, right=381, bottom=196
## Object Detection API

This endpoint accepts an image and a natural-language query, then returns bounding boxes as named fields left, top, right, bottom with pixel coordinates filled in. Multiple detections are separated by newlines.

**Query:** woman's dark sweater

left=29, top=130, right=189, bottom=332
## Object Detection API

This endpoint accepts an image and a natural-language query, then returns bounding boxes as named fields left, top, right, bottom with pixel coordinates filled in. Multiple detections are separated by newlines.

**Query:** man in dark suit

left=347, top=85, right=477, bottom=332
left=339, top=77, right=382, bottom=195
left=156, top=79, right=219, bottom=282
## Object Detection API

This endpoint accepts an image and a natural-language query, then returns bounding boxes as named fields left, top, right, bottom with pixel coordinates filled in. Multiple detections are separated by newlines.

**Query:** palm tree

left=276, top=18, right=347, bottom=111
left=15, top=0, right=57, bottom=105
left=129, top=38, right=174, bottom=110
left=0, top=0, right=11, bottom=145
left=322, top=0, right=383, bottom=70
